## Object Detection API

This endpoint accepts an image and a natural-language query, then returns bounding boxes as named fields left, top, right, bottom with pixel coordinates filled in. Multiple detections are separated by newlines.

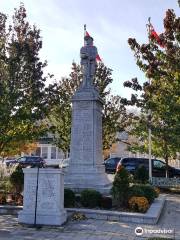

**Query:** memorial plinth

left=64, top=87, right=111, bottom=194
left=18, top=168, right=67, bottom=226
left=65, top=34, right=111, bottom=194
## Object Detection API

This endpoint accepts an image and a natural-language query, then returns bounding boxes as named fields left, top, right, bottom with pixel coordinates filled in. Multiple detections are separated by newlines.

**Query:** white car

left=59, top=158, right=70, bottom=168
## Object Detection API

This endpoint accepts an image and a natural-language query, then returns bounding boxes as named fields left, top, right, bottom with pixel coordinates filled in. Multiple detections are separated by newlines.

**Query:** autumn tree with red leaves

left=122, top=8, right=180, bottom=177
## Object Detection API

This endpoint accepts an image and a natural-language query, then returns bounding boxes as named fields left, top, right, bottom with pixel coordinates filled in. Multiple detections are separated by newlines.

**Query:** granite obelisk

left=64, top=32, right=111, bottom=194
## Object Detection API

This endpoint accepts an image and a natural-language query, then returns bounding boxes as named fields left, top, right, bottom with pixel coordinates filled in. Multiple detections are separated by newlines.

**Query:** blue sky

left=1, top=0, right=179, bottom=97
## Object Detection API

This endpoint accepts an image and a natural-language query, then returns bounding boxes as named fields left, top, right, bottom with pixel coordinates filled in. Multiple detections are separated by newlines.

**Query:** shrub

left=154, top=187, right=160, bottom=198
left=139, top=185, right=157, bottom=204
left=0, top=193, right=6, bottom=204
left=0, top=163, right=17, bottom=180
left=100, top=196, right=112, bottom=209
left=111, top=167, right=130, bottom=206
left=64, top=188, right=75, bottom=207
left=134, top=165, right=149, bottom=184
left=128, top=196, right=149, bottom=213
left=9, top=166, right=24, bottom=193
left=128, top=185, right=145, bottom=200
left=128, top=184, right=157, bottom=204
left=80, top=189, right=102, bottom=208
left=15, top=193, right=23, bottom=205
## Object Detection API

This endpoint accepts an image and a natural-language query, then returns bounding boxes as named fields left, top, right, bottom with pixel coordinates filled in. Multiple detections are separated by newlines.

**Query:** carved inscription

left=23, top=177, right=37, bottom=210
left=23, top=173, right=59, bottom=212
left=71, top=106, right=93, bottom=162
left=38, top=175, right=57, bottom=211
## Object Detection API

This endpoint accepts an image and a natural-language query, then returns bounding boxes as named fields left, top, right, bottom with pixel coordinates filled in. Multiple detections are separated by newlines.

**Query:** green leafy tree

left=0, top=4, right=52, bottom=156
left=122, top=8, right=180, bottom=177
left=49, top=62, right=130, bottom=154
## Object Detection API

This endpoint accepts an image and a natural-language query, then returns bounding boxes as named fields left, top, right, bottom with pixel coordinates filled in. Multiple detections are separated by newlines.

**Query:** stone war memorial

left=18, top=168, right=67, bottom=226
left=65, top=33, right=111, bottom=194
left=18, top=29, right=111, bottom=227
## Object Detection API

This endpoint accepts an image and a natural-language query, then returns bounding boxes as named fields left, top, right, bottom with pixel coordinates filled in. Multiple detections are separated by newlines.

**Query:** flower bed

left=64, top=167, right=160, bottom=213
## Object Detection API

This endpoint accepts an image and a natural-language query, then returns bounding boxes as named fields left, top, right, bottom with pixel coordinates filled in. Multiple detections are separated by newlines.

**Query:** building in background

left=30, top=133, right=67, bottom=166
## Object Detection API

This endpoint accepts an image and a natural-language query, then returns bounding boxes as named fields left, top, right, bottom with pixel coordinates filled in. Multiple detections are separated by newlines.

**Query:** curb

left=0, top=196, right=165, bottom=224
left=67, top=196, right=165, bottom=224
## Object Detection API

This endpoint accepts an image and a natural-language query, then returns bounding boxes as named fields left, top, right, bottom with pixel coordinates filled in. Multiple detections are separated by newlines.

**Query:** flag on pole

left=85, top=30, right=90, bottom=37
left=149, top=23, right=164, bottom=48
left=84, top=24, right=102, bottom=62
left=96, top=54, right=102, bottom=62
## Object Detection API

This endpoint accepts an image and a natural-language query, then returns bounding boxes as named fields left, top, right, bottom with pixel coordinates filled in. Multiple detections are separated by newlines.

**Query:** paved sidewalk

left=0, top=194, right=179, bottom=240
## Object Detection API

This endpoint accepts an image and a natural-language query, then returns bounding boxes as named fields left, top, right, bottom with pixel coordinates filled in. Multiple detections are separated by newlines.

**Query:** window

left=28, top=157, right=39, bottom=162
left=35, top=147, right=41, bottom=156
left=114, top=158, right=121, bottom=163
left=51, top=147, right=56, bottom=159
left=18, top=157, right=26, bottom=162
left=122, top=158, right=136, bottom=166
left=41, top=147, right=48, bottom=159
left=57, top=149, right=64, bottom=159
left=154, top=160, right=166, bottom=169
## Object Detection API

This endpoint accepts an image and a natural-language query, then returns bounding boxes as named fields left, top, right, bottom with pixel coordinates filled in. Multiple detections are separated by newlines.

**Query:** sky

left=1, top=0, right=180, bottom=98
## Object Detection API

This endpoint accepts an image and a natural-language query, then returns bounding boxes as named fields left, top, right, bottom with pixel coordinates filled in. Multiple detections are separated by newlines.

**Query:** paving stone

left=0, top=194, right=180, bottom=240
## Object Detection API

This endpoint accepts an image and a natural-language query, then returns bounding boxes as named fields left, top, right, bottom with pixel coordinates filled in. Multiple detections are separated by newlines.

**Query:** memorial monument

left=65, top=34, right=111, bottom=194
left=18, top=168, right=67, bottom=226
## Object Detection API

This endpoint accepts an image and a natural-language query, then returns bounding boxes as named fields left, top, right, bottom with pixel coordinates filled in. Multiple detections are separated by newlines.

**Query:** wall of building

left=33, top=144, right=66, bottom=165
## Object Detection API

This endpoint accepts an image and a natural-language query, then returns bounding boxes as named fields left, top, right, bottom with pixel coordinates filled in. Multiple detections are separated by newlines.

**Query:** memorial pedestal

left=18, top=168, right=67, bottom=226
left=65, top=87, right=112, bottom=194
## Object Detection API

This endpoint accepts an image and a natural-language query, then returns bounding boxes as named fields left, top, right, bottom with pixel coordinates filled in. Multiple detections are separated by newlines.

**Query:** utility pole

left=147, top=17, right=152, bottom=183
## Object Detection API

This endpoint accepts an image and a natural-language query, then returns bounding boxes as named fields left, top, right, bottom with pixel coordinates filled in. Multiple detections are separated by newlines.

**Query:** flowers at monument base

left=71, top=212, right=87, bottom=221
left=128, top=196, right=149, bottom=213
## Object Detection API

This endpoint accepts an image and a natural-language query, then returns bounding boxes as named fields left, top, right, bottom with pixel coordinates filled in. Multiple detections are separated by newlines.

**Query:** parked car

left=104, top=157, right=121, bottom=173
left=5, top=157, right=18, bottom=167
left=5, top=156, right=46, bottom=168
left=116, top=157, right=180, bottom=178
left=59, top=158, right=70, bottom=168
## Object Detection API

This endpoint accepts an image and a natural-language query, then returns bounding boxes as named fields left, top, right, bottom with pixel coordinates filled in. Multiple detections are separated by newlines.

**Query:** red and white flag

left=96, top=54, right=102, bottom=62
left=84, top=25, right=102, bottom=62
left=149, top=24, right=164, bottom=48
left=85, top=30, right=90, bottom=37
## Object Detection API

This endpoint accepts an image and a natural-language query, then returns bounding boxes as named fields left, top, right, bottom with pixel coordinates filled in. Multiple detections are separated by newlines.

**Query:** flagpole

left=84, top=24, right=86, bottom=46
left=147, top=17, right=152, bottom=183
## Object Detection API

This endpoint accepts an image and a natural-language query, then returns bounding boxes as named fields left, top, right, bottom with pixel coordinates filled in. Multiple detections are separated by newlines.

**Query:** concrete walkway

left=0, top=194, right=179, bottom=240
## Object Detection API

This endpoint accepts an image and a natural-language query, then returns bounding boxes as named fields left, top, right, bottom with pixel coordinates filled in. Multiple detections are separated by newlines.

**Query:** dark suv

left=117, top=157, right=180, bottom=178
left=5, top=156, right=46, bottom=168
left=104, top=157, right=121, bottom=173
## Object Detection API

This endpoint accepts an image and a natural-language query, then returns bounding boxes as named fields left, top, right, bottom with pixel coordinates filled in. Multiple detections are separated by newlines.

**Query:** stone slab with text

left=18, top=168, right=67, bottom=225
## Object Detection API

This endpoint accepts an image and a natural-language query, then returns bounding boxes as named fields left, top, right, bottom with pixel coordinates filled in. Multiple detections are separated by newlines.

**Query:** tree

left=1, top=141, right=38, bottom=158
left=122, top=9, right=180, bottom=177
left=49, top=62, right=130, bottom=155
left=0, top=4, right=52, bottom=156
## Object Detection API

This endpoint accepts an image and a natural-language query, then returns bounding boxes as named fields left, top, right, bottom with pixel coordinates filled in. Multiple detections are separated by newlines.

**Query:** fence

left=152, top=177, right=180, bottom=188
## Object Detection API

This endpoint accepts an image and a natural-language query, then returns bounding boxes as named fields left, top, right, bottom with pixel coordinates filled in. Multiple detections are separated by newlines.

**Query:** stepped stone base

left=18, top=210, right=67, bottom=226
left=64, top=165, right=112, bottom=195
